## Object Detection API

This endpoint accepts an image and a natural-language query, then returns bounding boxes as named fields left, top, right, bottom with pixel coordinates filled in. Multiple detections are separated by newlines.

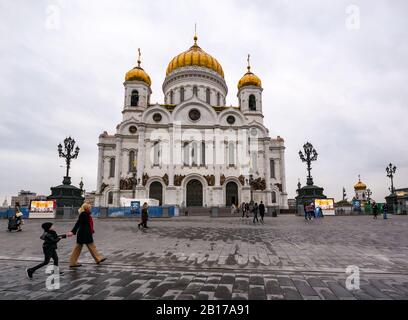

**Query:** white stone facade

left=95, top=51, right=288, bottom=209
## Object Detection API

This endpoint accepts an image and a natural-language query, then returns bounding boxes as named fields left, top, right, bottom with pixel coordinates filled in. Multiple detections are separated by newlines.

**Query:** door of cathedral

left=186, top=179, right=203, bottom=207
left=149, top=181, right=163, bottom=205
left=226, top=181, right=238, bottom=206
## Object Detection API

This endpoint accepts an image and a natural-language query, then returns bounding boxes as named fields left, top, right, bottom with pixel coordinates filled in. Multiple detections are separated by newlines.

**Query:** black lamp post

left=299, top=142, right=318, bottom=186
left=366, top=188, right=372, bottom=204
left=386, top=163, right=397, bottom=194
left=58, top=137, right=80, bottom=185
left=249, top=174, right=254, bottom=202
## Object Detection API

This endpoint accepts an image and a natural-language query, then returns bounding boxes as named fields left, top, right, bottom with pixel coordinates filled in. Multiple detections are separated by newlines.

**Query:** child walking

left=26, top=222, right=67, bottom=279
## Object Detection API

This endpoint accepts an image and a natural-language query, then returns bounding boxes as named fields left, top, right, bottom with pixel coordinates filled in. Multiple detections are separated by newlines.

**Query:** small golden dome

left=354, top=177, right=367, bottom=190
left=166, top=36, right=224, bottom=78
left=238, top=54, right=262, bottom=90
left=125, top=49, right=151, bottom=86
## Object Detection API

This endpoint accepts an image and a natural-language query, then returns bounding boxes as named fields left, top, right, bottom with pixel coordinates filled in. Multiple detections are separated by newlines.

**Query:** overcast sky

left=0, top=0, right=407, bottom=205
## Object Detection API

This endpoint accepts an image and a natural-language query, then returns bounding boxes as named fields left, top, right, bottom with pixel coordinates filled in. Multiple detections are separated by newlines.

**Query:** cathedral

left=94, top=34, right=288, bottom=209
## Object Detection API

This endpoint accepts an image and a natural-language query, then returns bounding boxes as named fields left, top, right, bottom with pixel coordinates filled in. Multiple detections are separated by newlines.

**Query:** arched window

left=249, top=94, right=256, bottom=110
left=193, top=86, right=198, bottom=96
left=169, top=90, right=174, bottom=104
left=217, top=92, right=221, bottom=106
left=108, top=191, right=113, bottom=205
left=131, top=90, right=139, bottom=107
left=109, top=158, right=115, bottom=177
left=228, top=142, right=235, bottom=166
left=129, top=151, right=136, bottom=172
left=201, top=141, right=206, bottom=166
left=180, top=87, right=185, bottom=102
left=183, top=142, right=189, bottom=166
left=272, top=191, right=277, bottom=203
left=153, top=141, right=160, bottom=166
left=251, top=152, right=257, bottom=172
left=206, top=88, right=211, bottom=104
left=270, top=159, right=276, bottom=179
left=191, top=142, right=198, bottom=166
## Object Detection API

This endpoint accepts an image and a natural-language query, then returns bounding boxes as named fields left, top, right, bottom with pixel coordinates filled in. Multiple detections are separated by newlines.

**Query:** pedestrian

left=259, top=201, right=265, bottom=223
left=253, top=202, right=259, bottom=224
left=138, top=202, right=149, bottom=229
left=67, top=203, right=106, bottom=268
left=310, top=202, right=316, bottom=219
left=245, top=202, right=250, bottom=218
left=231, top=203, right=236, bottom=215
left=303, top=203, right=308, bottom=220
left=240, top=202, right=246, bottom=218
left=372, top=202, right=378, bottom=219
left=383, top=204, right=388, bottom=220
left=26, top=222, right=67, bottom=279
left=15, top=202, right=23, bottom=232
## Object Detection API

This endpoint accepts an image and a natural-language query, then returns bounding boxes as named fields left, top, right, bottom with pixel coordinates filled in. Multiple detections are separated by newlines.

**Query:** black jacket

left=71, top=212, right=94, bottom=244
left=259, top=204, right=265, bottom=214
left=40, top=230, right=66, bottom=250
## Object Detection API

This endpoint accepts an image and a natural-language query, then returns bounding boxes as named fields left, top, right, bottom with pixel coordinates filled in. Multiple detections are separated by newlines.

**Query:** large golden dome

left=238, top=58, right=262, bottom=90
left=166, top=36, right=224, bottom=78
left=125, top=50, right=151, bottom=86
left=354, top=177, right=367, bottom=190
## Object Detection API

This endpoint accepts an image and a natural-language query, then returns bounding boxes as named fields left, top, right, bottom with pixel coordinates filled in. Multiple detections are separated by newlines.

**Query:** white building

left=95, top=35, right=288, bottom=209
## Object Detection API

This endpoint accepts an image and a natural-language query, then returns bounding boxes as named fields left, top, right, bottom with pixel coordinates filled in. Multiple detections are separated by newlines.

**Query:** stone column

left=114, top=137, right=122, bottom=206
left=264, top=140, right=271, bottom=205
left=279, top=145, right=288, bottom=209
left=168, top=127, right=174, bottom=186
left=96, top=144, right=104, bottom=194
left=136, top=127, right=146, bottom=182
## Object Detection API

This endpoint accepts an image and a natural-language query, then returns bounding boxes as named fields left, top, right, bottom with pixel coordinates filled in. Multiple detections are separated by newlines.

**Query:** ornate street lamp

left=249, top=174, right=254, bottom=202
left=386, top=163, right=397, bottom=194
left=366, top=188, right=372, bottom=204
left=299, top=142, right=318, bottom=186
left=58, top=136, right=80, bottom=185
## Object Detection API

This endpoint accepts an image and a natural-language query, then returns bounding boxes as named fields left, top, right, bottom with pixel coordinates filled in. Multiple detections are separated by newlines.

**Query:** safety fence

left=0, top=206, right=177, bottom=219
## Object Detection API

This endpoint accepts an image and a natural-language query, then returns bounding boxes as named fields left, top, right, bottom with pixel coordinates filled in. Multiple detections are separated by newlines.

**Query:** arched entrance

left=226, top=181, right=238, bottom=206
left=149, top=181, right=163, bottom=205
left=186, top=179, right=203, bottom=207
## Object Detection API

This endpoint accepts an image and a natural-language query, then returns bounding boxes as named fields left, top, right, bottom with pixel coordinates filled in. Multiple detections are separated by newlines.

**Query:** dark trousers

left=29, top=247, right=58, bottom=274
left=260, top=213, right=264, bottom=221
left=253, top=213, right=259, bottom=223
left=138, top=220, right=147, bottom=228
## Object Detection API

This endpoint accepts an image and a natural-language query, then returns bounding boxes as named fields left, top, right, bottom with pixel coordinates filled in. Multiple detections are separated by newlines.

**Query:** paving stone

left=214, top=285, right=232, bottom=300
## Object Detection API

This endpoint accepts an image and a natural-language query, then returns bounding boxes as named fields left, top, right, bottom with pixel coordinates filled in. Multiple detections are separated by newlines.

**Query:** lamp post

left=249, top=174, right=254, bottom=202
left=58, top=137, right=80, bottom=185
left=131, top=159, right=138, bottom=199
left=386, top=163, right=397, bottom=194
left=298, top=142, right=318, bottom=186
left=366, top=188, right=372, bottom=204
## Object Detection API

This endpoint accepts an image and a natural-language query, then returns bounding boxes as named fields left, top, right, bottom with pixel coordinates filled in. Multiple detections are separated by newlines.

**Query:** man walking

left=259, top=201, right=265, bottom=224
left=253, top=202, right=259, bottom=224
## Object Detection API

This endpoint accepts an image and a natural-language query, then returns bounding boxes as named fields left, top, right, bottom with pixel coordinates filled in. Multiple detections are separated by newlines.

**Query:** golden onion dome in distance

left=238, top=54, right=262, bottom=90
left=166, top=35, right=224, bottom=78
left=354, top=176, right=367, bottom=190
left=125, top=48, right=152, bottom=86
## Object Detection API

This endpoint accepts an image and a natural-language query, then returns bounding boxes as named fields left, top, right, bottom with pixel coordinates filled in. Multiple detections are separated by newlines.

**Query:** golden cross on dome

left=358, top=174, right=361, bottom=182
left=137, top=48, right=141, bottom=67
left=247, top=54, right=251, bottom=71
left=194, top=23, right=198, bottom=44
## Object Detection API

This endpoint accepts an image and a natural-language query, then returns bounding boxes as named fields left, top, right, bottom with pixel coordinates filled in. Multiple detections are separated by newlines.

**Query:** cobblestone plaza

left=1, top=215, right=408, bottom=300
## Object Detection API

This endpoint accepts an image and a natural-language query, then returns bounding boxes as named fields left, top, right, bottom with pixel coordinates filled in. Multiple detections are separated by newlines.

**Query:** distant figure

left=138, top=202, right=149, bottom=229
left=240, top=202, right=246, bottom=218
left=372, top=202, right=378, bottom=219
left=231, top=203, right=236, bottom=215
left=26, top=222, right=67, bottom=279
left=245, top=202, right=250, bottom=218
left=253, top=202, right=259, bottom=224
left=259, top=201, right=265, bottom=223
left=14, top=202, right=23, bottom=232
left=383, top=204, right=388, bottom=219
